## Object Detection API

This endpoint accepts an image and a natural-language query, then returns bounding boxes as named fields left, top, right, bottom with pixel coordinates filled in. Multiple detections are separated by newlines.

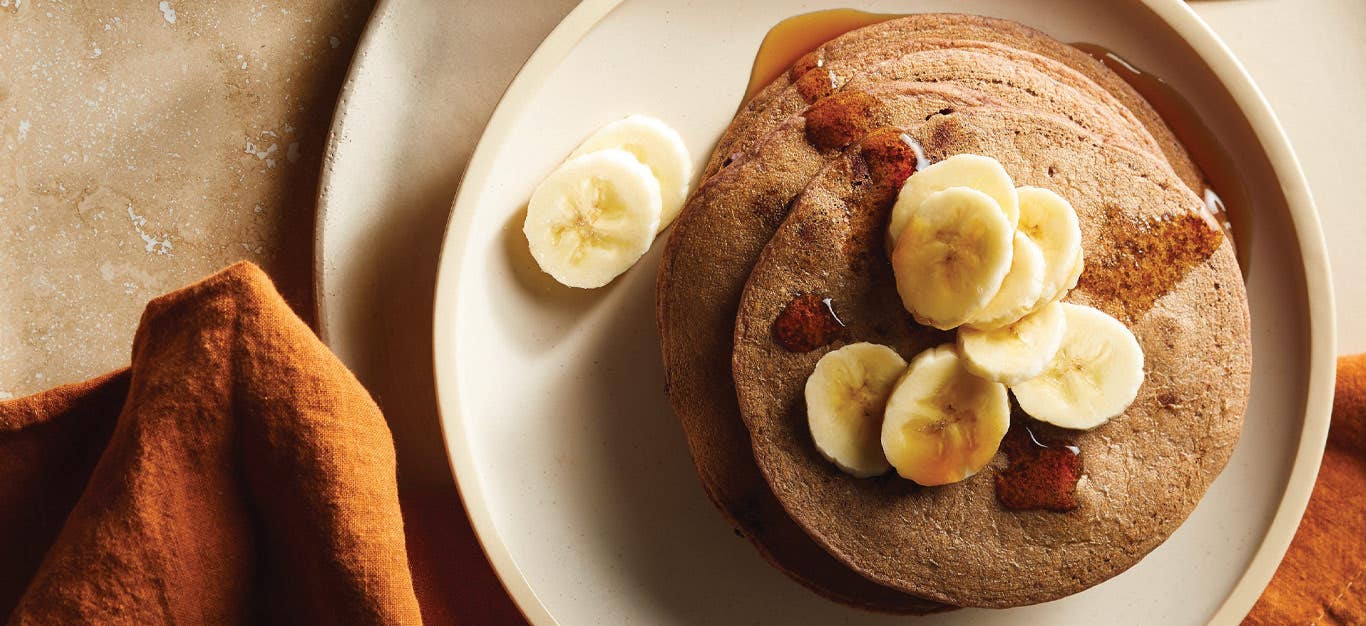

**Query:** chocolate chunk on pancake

left=731, top=108, right=1250, bottom=608
left=707, top=14, right=1204, bottom=194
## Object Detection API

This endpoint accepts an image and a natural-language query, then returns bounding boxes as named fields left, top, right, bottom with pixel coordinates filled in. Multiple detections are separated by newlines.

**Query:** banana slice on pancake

left=881, top=345, right=1010, bottom=486
left=571, top=114, right=692, bottom=232
left=524, top=149, right=662, bottom=288
left=887, top=153, right=1020, bottom=250
left=1016, top=186, right=1084, bottom=306
left=1011, top=303, right=1145, bottom=429
left=966, top=231, right=1046, bottom=330
left=959, top=301, right=1066, bottom=385
left=805, top=343, right=908, bottom=478
left=891, top=187, right=1015, bottom=330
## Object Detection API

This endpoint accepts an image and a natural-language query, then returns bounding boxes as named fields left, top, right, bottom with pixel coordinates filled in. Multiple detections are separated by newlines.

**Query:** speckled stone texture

left=0, top=0, right=373, bottom=397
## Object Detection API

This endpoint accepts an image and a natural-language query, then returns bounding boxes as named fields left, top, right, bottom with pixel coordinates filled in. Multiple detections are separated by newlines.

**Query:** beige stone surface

left=0, top=0, right=371, bottom=397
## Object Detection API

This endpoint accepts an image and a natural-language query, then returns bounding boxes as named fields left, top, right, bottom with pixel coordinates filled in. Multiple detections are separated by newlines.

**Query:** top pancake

left=730, top=107, right=1251, bottom=607
left=657, top=50, right=1193, bottom=610
left=704, top=13, right=1203, bottom=194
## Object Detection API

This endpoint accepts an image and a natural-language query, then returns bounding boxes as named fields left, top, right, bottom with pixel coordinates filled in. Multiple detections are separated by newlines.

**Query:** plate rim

left=406, top=1, right=1339, bottom=624
left=313, top=0, right=389, bottom=346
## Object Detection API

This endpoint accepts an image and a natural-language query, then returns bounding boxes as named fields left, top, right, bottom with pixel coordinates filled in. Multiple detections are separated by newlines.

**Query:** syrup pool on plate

left=742, top=8, right=899, bottom=105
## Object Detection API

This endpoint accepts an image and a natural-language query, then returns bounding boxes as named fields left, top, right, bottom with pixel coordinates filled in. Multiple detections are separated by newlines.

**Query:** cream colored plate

left=321, top=0, right=1335, bottom=623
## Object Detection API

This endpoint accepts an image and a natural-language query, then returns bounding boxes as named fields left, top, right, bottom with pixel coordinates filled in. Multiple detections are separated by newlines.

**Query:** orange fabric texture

left=0, top=262, right=1359, bottom=624
left=0, top=263, right=422, bottom=624
left=1244, top=353, right=1365, bottom=625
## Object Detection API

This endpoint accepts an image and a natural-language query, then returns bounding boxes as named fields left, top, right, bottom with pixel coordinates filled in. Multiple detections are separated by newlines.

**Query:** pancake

left=704, top=14, right=1203, bottom=194
left=841, top=44, right=1161, bottom=157
left=658, top=83, right=981, bottom=613
left=730, top=108, right=1251, bottom=607
left=658, top=52, right=1190, bottom=605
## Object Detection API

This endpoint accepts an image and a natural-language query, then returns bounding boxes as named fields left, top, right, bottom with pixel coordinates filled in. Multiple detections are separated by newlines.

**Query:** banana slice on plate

left=881, top=344, right=1010, bottom=486
left=805, top=343, right=908, bottom=478
left=570, top=114, right=692, bottom=232
left=966, top=231, right=1046, bottom=330
left=524, top=149, right=662, bottom=288
left=1011, top=303, right=1145, bottom=429
left=892, top=186, right=1014, bottom=330
left=1016, top=186, right=1083, bottom=305
left=887, top=153, right=1020, bottom=250
left=959, top=300, right=1066, bottom=385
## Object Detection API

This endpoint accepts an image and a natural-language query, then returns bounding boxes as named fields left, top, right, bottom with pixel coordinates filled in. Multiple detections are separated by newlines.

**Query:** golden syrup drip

left=1073, top=43, right=1252, bottom=277
left=742, top=9, right=900, bottom=105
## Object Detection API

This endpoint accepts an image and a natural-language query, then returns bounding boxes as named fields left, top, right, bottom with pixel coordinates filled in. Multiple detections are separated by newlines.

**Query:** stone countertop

left=0, top=0, right=372, bottom=398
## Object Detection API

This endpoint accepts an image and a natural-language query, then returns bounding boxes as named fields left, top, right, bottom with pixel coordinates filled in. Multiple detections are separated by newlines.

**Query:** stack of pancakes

left=656, top=13, right=1251, bottom=611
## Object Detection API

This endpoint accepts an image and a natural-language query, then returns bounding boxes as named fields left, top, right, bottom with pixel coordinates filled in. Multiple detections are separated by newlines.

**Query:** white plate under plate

left=322, top=0, right=1335, bottom=623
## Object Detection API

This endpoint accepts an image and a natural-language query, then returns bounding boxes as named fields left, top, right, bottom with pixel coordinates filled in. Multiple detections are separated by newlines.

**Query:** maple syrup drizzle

left=773, top=294, right=845, bottom=352
left=1072, top=43, right=1251, bottom=276
left=743, top=9, right=900, bottom=105
left=995, top=421, right=1083, bottom=512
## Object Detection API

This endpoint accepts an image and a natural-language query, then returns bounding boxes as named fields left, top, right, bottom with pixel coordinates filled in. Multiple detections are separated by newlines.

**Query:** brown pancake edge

left=731, top=107, right=1251, bottom=608
left=657, top=83, right=992, bottom=614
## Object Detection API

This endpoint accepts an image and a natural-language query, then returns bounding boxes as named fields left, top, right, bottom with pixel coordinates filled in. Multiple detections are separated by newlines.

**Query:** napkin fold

left=0, top=262, right=1360, bottom=624
left=1244, top=353, right=1365, bottom=625
left=0, top=263, right=422, bottom=624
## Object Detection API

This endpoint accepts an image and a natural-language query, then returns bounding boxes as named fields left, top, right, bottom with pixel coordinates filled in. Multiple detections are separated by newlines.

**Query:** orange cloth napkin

left=0, top=262, right=1358, bottom=624
left=1244, top=353, right=1365, bottom=625
left=0, top=263, right=425, bottom=624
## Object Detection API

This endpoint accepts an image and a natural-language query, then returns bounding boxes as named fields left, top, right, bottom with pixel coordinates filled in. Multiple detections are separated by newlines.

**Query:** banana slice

left=805, top=343, right=908, bottom=477
left=966, top=232, right=1046, bottom=330
left=1063, top=246, right=1084, bottom=295
left=887, top=154, right=1020, bottom=250
left=881, top=345, right=1010, bottom=486
left=570, top=115, right=692, bottom=232
left=1011, top=303, right=1145, bottom=429
left=959, top=300, right=1067, bottom=385
left=892, top=187, right=1014, bottom=330
left=1016, top=186, right=1083, bottom=305
left=524, top=149, right=662, bottom=288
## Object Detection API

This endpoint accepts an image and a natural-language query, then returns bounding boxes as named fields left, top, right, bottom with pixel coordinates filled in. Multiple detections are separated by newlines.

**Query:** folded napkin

left=1244, top=353, right=1364, bottom=625
left=0, top=262, right=1358, bottom=624
left=0, top=263, right=422, bottom=623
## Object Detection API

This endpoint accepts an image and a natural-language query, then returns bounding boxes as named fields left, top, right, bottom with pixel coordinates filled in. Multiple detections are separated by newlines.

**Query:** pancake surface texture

left=659, top=83, right=979, bottom=614
left=731, top=108, right=1249, bottom=607
left=707, top=13, right=1204, bottom=193
left=656, top=12, right=1250, bottom=611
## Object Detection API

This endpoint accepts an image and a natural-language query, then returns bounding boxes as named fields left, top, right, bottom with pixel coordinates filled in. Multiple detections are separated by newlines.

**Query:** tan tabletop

left=0, top=0, right=373, bottom=398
